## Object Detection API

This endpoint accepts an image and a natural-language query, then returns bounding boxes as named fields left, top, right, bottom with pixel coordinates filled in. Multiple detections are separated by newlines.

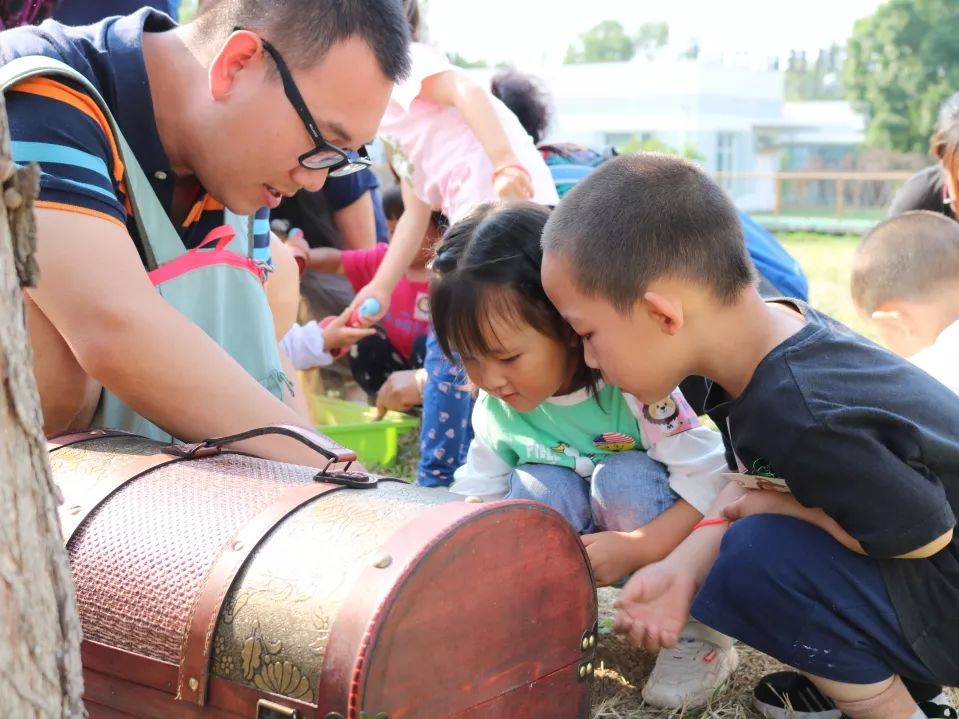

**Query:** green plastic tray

left=309, top=395, right=419, bottom=468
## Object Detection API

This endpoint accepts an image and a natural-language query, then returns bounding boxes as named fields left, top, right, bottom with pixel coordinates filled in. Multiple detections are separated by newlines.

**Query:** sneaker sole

left=751, top=697, right=841, bottom=719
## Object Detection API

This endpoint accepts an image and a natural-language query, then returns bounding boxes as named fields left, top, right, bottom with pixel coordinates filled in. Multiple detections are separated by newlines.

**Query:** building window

left=716, top=132, right=736, bottom=190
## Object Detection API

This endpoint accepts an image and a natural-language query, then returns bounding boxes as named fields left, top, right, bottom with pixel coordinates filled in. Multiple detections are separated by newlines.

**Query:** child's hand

left=285, top=234, right=310, bottom=255
left=343, top=283, right=391, bottom=327
left=492, top=164, right=533, bottom=201
left=581, top=531, right=642, bottom=587
left=721, top=489, right=805, bottom=523
left=321, top=312, right=375, bottom=352
left=613, top=561, right=697, bottom=653
left=375, top=369, right=426, bottom=417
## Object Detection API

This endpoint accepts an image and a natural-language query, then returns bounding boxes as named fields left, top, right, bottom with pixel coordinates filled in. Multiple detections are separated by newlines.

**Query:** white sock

left=913, top=709, right=927, bottom=719
left=680, top=619, right=734, bottom=650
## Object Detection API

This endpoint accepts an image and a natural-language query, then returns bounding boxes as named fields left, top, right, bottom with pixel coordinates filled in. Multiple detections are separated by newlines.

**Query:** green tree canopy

left=634, top=21, right=669, bottom=54
left=844, top=0, right=959, bottom=154
left=784, top=45, right=844, bottom=101
left=565, top=20, right=636, bottom=64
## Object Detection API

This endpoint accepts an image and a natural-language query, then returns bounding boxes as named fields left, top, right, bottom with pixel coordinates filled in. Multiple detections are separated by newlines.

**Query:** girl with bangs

left=430, top=200, right=737, bottom=711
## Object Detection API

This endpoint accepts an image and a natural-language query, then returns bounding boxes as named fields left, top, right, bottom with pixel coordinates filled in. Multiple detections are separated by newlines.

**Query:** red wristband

left=693, top=517, right=729, bottom=532
left=492, top=163, right=531, bottom=184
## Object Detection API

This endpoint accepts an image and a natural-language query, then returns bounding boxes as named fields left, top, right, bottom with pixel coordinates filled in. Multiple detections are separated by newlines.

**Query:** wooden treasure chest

left=48, top=426, right=598, bottom=718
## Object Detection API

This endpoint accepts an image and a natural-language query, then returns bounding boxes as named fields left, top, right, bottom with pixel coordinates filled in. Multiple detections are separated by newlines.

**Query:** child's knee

left=590, top=451, right=675, bottom=530
left=508, top=465, right=593, bottom=532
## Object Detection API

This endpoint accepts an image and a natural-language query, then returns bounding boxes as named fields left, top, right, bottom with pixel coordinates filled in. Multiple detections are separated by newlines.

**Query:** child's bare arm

left=419, top=70, right=532, bottom=199
left=722, top=490, right=954, bottom=559
left=304, top=247, right=344, bottom=274
left=613, top=481, right=745, bottom=652
left=343, top=182, right=432, bottom=324
left=582, top=499, right=701, bottom=586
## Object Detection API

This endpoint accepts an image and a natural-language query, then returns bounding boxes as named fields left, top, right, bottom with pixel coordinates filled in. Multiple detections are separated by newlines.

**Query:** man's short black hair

left=194, top=0, right=411, bottom=82
left=852, top=210, right=959, bottom=313
left=541, top=152, right=755, bottom=312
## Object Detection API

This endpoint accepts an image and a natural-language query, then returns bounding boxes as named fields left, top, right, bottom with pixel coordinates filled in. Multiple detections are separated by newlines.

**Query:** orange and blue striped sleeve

left=6, top=76, right=128, bottom=228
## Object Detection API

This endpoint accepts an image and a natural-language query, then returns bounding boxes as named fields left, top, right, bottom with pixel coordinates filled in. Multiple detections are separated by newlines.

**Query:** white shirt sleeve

left=278, top=321, right=334, bottom=371
left=625, top=392, right=730, bottom=515
left=449, top=433, right=514, bottom=500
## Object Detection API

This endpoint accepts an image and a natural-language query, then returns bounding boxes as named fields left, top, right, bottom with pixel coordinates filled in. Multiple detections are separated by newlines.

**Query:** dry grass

left=590, top=588, right=785, bottom=718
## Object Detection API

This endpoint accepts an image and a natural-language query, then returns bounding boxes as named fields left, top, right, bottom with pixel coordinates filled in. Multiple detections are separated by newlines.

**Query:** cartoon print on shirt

left=629, top=389, right=701, bottom=445
left=549, top=441, right=595, bottom=477
left=643, top=396, right=680, bottom=432
left=592, top=431, right=637, bottom=452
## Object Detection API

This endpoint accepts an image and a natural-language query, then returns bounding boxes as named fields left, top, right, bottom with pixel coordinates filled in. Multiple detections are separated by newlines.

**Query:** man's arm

left=29, top=208, right=335, bottom=467
left=332, top=192, right=377, bottom=250
left=304, top=247, right=344, bottom=274
left=265, top=233, right=300, bottom=340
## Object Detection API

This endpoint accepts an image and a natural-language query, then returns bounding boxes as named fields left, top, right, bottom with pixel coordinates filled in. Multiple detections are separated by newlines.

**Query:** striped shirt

left=1, top=9, right=271, bottom=267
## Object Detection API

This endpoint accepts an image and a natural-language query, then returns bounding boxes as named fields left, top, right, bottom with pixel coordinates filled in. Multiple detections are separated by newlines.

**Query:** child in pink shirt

left=285, top=204, right=444, bottom=400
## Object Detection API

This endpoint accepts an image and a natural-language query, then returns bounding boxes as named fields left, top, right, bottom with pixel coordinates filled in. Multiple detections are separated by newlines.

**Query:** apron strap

left=0, top=56, right=249, bottom=268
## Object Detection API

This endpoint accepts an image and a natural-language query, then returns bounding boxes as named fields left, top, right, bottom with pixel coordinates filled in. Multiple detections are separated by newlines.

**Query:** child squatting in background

left=430, top=201, right=737, bottom=711
left=851, top=210, right=959, bottom=395
left=282, top=187, right=444, bottom=409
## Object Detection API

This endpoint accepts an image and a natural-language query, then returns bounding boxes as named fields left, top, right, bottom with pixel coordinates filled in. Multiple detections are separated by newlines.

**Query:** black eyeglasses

left=242, top=30, right=372, bottom=176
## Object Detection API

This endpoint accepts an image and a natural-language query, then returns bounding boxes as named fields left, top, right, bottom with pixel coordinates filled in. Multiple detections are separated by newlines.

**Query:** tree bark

left=0, top=87, right=84, bottom=716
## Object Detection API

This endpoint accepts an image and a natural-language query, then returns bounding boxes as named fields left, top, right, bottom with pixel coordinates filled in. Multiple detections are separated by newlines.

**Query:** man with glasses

left=0, top=0, right=410, bottom=465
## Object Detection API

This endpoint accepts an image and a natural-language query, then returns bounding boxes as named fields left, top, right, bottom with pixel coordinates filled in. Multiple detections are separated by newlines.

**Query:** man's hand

left=375, top=368, right=425, bottom=417
left=581, top=531, right=642, bottom=587
left=321, top=312, right=375, bottom=352
left=613, top=561, right=697, bottom=653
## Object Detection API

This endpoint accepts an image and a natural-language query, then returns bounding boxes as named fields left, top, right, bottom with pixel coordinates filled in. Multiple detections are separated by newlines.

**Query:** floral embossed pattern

left=211, top=482, right=455, bottom=702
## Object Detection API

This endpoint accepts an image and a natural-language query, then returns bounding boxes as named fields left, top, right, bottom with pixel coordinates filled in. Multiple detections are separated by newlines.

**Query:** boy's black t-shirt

left=704, top=300, right=959, bottom=682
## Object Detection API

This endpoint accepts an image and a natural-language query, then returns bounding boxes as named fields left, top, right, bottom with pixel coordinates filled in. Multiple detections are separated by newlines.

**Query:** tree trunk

left=0, top=88, right=84, bottom=716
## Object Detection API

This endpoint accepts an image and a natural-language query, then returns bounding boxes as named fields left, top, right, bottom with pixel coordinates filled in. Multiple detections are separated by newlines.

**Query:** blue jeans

left=416, top=331, right=474, bottom=487
left=505, top=451, right=678, bottom=534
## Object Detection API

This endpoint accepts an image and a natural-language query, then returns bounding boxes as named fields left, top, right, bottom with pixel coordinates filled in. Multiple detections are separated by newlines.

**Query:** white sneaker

left=642, top=623, right=739, bottom=709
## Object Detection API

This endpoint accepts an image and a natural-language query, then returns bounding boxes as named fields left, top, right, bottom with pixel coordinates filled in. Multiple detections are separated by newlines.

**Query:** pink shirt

left=341, top=244, right=430, bottom=361
left=378, top=42, right=558, bottom=222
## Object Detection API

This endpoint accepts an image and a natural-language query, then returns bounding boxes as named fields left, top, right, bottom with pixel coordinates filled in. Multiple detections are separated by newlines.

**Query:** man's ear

left=642, top=290, right=684, bottom=336
left=209, top=30, right=263, bottom=101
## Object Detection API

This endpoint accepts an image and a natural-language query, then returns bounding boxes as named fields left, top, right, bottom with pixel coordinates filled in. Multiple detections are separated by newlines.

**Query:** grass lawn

left=777, top=232, right=871, bottom=337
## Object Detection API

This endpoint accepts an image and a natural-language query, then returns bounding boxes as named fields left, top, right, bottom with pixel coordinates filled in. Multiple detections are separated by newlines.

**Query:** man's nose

left=294, top=167, right=330, bottom=194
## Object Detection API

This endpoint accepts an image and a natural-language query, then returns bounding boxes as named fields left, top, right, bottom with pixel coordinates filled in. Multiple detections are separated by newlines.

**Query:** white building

left=471, top=57, right=866, bottom=212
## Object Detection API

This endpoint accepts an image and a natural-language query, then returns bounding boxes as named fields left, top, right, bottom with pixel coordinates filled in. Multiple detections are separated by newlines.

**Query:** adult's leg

left=416, top=330, right=473, bottom=487
left=505, top=463, right=593, bottom=533
left=590, top=451, right=679, bottom=531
